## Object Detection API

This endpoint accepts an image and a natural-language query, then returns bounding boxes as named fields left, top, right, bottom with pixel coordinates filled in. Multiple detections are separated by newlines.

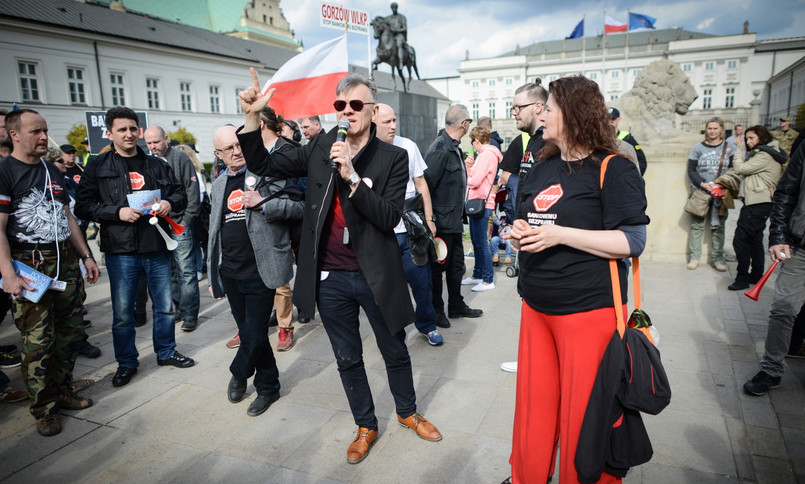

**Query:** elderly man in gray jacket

left=208, top=125, right=303, bottom=417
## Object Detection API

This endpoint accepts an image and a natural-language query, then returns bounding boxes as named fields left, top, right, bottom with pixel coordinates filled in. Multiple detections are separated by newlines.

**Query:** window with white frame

left=704, top=62, right=714, bottom=70
left=146, top=78, right=160, bottom=109
left=110, top=73, right=126, bottom=106
left=488, top=79, right=495, bottom=87
left=682, top=64, right=692, bottom=72
left=702, top=88, right=712, bottom=109
left=727, top=60, right=737, bottom=69
left=471, top=80, right=479, bottom=88
left=209, top=85, right=221, bottom=113
left=611, top=70, right=619, bottom=79
left=235, top=88, right=244, bottom=114
left=610, top=94, right=619, bottom=101
left=505, top=101, right=512, bottom=119
left=488, top=102, right=496, bottom=118
left=18, top=61, right=40, bottom=102
left=632, top=69, right=641, bottom=77
left=471, top=103, right=480, bottom=120
left=725, top=87, right=735, bottom=108
left=180, top=82, right=192, bottom=111
left=505, top=78, right=513, bottom=86
left=67, top=67, right=86, bottom=104
left=589, top=72, right=598, bottom=80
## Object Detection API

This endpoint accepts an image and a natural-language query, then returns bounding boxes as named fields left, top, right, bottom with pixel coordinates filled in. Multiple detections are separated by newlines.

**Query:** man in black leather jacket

left=744, top=143, right=805, bottom=396
left=75, top=107, right=193, bottom=389
left=424, top=105, right=483, bottom=328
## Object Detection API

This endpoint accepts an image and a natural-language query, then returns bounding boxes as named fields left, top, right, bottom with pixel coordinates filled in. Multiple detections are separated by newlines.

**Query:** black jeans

left=733, top=202, right=772, bottom=282
left=430, top=232, right=466, bottom=315
left=221, top=276, right=280, bottom=396
left=317, top=270, right=416, bottom=430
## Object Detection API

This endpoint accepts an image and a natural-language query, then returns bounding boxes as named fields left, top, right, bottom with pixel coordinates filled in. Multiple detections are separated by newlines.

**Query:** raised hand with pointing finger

left=240, top=68, right=276, bottom=132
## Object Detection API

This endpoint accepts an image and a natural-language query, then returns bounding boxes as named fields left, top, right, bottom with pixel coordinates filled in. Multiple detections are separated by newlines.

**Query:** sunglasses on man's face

left=333, top=100, right=376, bottom=112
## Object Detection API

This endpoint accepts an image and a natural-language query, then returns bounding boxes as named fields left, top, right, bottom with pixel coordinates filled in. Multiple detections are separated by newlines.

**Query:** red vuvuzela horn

left=163, top=216, right=185, bottom=235
left=744, top=260, right=780, bottom=301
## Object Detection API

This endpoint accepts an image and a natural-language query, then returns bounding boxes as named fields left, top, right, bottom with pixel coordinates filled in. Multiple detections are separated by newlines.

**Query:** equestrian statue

left=371, top=3, right=421, bottom=92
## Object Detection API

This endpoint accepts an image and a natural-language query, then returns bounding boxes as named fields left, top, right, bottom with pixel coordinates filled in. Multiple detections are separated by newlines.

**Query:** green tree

left=65, top=123, right=89, bottom=157
left=167, top=127, right=197, bottom=144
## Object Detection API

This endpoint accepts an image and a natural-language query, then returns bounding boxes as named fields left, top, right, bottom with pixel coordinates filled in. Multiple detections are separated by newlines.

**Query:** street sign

left=320, top=2, right=369, bottom=35
left=84, top=111, right=149, bottom=154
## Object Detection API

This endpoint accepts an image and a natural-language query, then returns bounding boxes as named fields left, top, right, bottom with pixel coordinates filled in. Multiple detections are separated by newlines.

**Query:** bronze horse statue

left=371, top=16, right=421, bottom=92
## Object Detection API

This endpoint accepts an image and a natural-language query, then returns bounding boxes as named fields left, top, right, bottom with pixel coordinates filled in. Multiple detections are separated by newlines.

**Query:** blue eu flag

left=629, top=12, right=657, bottom=30
left=566, top=19, right=584, bottom=39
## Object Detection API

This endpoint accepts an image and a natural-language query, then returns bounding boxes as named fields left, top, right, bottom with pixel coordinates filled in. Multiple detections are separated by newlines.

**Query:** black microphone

left=331, top=119, right=350, bottom=172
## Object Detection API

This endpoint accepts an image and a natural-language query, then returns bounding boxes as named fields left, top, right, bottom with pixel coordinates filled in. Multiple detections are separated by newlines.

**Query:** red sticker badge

left=227, top=189, right=244, bottom=212
left=533, top=184, right=563, bottom=212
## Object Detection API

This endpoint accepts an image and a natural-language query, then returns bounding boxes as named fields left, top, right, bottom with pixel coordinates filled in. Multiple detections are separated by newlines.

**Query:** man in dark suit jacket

left=238, top=70, right=441, bottom=464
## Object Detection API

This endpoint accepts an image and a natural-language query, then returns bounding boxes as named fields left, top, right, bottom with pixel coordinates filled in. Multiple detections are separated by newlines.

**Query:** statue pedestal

left=378, top=91, right=438, bottom=156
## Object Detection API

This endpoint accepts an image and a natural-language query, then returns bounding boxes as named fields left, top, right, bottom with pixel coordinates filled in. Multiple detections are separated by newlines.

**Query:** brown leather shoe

left=347, top=427, right=378, bottom=464
left=397, top=413, right=442, bottom=441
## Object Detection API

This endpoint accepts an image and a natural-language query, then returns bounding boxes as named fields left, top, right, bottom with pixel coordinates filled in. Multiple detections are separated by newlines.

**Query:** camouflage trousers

left=11, top=246, right=84, bottom=418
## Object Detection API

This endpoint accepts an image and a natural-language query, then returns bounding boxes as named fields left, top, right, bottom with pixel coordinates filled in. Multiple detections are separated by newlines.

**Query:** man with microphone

left=237, top=70, right=441, bottom=464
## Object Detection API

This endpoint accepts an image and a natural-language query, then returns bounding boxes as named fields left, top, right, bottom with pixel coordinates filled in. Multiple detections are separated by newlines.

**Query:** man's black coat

left=238, top=124, right=415, bottom=333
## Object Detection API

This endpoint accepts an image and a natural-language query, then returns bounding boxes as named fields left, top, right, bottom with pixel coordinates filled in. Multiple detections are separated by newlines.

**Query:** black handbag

left=464, top=177, right=495, bottom=219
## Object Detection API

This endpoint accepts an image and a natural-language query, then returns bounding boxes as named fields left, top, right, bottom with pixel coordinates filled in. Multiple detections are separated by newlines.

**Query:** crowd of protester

left=1, top=69, right=804, bottom=484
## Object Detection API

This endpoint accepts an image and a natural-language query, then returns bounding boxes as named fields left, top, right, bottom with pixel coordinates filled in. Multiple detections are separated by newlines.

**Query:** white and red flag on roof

left=604, top=15, right=627, bottom=33
left=262, top=35, right=348, bottom=120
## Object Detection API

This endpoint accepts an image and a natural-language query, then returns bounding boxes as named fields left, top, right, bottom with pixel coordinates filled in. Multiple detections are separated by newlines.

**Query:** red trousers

left=510, top=302, right=623, bottom=484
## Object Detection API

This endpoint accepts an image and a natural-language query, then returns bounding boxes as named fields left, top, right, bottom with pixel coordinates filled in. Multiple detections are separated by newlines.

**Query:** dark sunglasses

left=333, top=100, right=376, bottom=112
left=54, top=158, right=65, bottom=164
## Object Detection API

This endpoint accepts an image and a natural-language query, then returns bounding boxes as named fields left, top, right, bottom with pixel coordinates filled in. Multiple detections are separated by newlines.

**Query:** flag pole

left=624, top=9, right=630, bottom=94
left=602, top=10, right=607, bottom=100
left=582, top=14, right=586, bottom=75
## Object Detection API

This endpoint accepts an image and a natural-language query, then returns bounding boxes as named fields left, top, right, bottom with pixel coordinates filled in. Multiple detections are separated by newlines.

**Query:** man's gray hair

left=515, top=78, right=548, bottom=103
left=445, top=104, right=470, bottom=127
left=336, top=74, right=377, bottom=102
left=477, top=116, right=492, bottom=129
left=302, top=115, right=321, bottom=124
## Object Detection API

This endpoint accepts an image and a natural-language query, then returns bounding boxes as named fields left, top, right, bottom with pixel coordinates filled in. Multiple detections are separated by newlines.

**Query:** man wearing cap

left=772, top=117, right=799, bottom=156
left=59, top=144, right=85, bottom=185
left=374, top=103, right=443, bottom=346
left=608, top=107, right=647, bottom=175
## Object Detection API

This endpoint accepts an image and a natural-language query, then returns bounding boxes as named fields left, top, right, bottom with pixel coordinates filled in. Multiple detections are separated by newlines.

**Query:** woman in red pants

left=504, top=76, right=649, bottom=484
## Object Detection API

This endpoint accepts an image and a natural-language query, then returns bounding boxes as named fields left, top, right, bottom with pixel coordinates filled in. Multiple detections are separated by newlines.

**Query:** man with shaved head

left=374, top=103, right=443, bottom=346
left=144, top=125, right=200, bottom=332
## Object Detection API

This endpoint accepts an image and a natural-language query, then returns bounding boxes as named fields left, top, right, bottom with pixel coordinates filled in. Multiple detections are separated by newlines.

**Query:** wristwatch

left=348, top=172, right=361, bottom=186
left=425, top=216, right=435, bottom=222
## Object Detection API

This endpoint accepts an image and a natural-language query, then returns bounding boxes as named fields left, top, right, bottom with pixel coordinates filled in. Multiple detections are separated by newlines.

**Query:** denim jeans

left=221, top=276, right=280, bottom=396
left=396, top=232, right=437, bottom=334
left=733, top=203, right=772, bottom=282
left=490, top=235, right=513, bottom=258
left=469, top=208, right=494, bottom=283
left=172, top=225, right=200, bottom=322
left=688, top=208, right=727, bottom=262
left=760, top=246, right=805, bottom=377
left=430, top=232, right=466, bottom=315
left=106, top=252, right=176, bottom=367
left=317, top=270, right=416, bottom=430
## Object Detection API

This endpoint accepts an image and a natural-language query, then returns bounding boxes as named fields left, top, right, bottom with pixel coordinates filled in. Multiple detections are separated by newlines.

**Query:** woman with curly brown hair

left=504, top=76, right=649, bottom=484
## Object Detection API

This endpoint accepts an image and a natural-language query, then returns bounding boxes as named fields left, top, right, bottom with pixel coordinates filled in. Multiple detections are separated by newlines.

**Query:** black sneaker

left=435, top=314, right=451, bottom=328
left=181, top=319, right=197, bottom=332
left=247, top=391, right=280, bottom=417
left=297, top=310, right=311, bottom=324
left=78, top=341, right=101, bottom=359
left=728, top=280, right=750, bottom=291
left=0, top=351, right=21, bottom=369
left=83, top=319, right=92, bottom=328
left=112, top=367, right=137, bottom=387
left=743, top=371, right=781, bottom=396
left=0, top=344, right=17, bottom=354
left=448, top=306, right=483, bottom=319
left=157, top=351, right=195, bottom=368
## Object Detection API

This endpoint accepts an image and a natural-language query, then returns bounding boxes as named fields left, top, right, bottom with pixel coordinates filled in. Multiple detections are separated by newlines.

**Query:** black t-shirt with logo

left=499, top=129, right=545, bottom=205
left=0, top=156, right=71, bottom=246
left=515, top=152, right=649, bottom=315
left=220, top=172, right=259, bottom=280
left=123, top=154, right=165, bottom=254
left=65, top=165, right=83, bottom=185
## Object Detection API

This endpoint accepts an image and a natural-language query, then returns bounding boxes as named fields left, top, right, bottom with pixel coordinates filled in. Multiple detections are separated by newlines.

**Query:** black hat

left=169, top=139, right=180, bottom=146
left=182, top=142, right=199, bottom=153
left=59, top=144, right=77, bottom=153
left=82, top=139, right=89, bottom=145
left=607, top=107, right=620, bottom=118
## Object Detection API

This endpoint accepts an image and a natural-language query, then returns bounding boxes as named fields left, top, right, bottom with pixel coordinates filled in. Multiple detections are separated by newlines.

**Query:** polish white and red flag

left=262, top=35, right=348, bottom=120
left=604, top=16, right=627, bottom=33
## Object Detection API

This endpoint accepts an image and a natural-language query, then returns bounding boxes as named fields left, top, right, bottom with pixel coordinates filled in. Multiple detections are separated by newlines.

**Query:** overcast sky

left=283, top=0, right=805, bottom=79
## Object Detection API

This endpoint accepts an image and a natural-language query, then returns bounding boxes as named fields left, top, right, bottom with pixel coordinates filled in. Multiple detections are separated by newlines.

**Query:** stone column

left=750, top=89, right=762, bottom=125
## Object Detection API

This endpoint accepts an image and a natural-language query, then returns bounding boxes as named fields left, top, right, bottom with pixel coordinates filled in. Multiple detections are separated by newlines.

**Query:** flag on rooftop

left=566, top=19, right=584, bottom=39
left=629, top=12, right=657, bottom=30
left=604, top=15, right=627, bottom=34
left=262, top=35, right=348, bottom=120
